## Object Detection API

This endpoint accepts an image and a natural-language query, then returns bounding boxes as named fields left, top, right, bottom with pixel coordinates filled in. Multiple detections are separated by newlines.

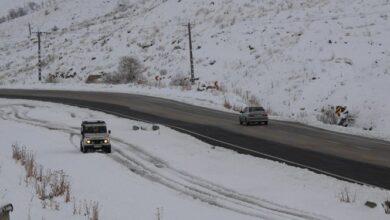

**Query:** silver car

left=239, top=107, right=268, bottom=125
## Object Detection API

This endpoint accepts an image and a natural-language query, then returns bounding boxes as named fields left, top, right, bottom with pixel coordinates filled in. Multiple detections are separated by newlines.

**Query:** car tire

left=264, top=121, right=268, bottom=125
left=104, top=146, right=111, bottom=154
left=239, top=119, right=243, bottom=125
left=245, top=118, right=250, bottom=126
left=82, top=146, right=87, bottom=153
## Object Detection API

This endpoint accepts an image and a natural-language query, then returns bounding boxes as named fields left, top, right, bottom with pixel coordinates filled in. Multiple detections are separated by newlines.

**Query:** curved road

left=0, top=89, right=389, bottom=189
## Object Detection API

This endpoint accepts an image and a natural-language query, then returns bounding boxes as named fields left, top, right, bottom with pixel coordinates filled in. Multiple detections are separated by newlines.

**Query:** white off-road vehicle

left=80, top=120, right=111, bottom=153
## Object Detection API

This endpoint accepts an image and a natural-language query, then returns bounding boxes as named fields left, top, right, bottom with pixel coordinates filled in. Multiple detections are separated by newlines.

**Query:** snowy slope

left=0, top=99, right=389, bottom=219
left=0, top=0, right=390, bottom=137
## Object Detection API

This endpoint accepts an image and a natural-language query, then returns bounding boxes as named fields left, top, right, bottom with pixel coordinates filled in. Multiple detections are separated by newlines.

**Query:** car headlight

left=86, top=139, right=91, bottom=144
left=104, top=139, right=109, bottom=144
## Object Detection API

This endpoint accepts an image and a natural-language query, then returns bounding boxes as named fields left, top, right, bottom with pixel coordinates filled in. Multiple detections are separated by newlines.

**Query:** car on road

left=239, top=107, right=268, bottom=125
left=80, top=120, right=111, bottom=153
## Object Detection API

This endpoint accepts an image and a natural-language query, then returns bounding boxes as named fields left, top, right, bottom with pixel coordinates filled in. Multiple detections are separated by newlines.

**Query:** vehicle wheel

left=239, top=119, right=243, bottom=125
left=82, top=146, right=87, bottom=154
left=245, top=118, right=250, bottom=126
left=264, top=121, right=268, bottom=125
left=104, top=146, right=111, bottom=154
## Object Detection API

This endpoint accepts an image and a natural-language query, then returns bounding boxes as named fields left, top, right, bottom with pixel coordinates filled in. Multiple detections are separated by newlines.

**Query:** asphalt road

left=0, top=89, right=389, bottom=189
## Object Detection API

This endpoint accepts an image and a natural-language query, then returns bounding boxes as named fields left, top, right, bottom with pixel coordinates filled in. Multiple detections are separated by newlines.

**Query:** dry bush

left=45, top=76, right=59, bottom=83
left=11, top=144, right=71, bottom=203
left=104, top=56, right=144, bottom=84
left=247, top=94, right=261, bottom=106
left=233, top=87, right=244, bottom=97
left=11, top=144, right=35, bottom=178
left=73, top=200, right=99, bottom=220
left=25, top=153, right=35, bottom=178
left=65, top=185, right=71, bottom=203
left=169, top=74, right=192, bottom=90
left=91, top=202, right=99, bottom=220
left=12, top=145, right=101, bottom=216
left=156, top=207, right=163, bottom=220
left=223, top=98, right=232, bottom=109
left=339, top=187, right=356, bottom=203
left=85, top=74, right=102, bottom=84
left=317, top=106, right=338, bottom=124
left=232, top=88, right=261, bottom=106
left=383, top=200, right=390, bottom=214
left=50, top=170, right=68, bottom=197
left=12, top=144, right=26, bottom=161
left=35, top=169, right=70, bottom=202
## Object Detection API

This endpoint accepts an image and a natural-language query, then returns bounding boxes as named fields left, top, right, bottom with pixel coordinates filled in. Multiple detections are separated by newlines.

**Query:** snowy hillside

left=1, top=0, right=390, bottom=137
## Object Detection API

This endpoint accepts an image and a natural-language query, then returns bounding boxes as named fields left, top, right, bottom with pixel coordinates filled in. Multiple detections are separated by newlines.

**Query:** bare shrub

left=223, top=98, right=232, bottom=109
left=50, top=170, right=68, bottom=197
left=169, top=74, right=191, bottom=90
left=317, top=106, right=338, bottom=124
left=12, top=144, right=101, bottom=217
left=73, top=200, right=99, bottom=219
left=25, top=152, right=35, bottom=178
left=156, top=207, right=163, bottom=220
left=45, top=76, right=59, bottom=83
left=12, top=144, right=71, bottom=203
left=91, top=202, right=99, bottom=220
left=12, top=144, right=35, bottom=179
left=247, top=94, right=261, bottom=106
left=73, top=200, right=77, bottom=215
left=339, top=187, right=356, bottom=203
left=232, top=88, right=261, bottom=107
left=12, top=143, right=26, bottom=161
left=35, top=169, right=70, bottom=202
left=85, top=74, right=103, bottom=84
left=383, top=200, right=390, bottom=214
left=52, top=25, right=59, bottom=32
left=65, top=184, right=71, bottom=203
left=104, top=56, right=144, bottom=84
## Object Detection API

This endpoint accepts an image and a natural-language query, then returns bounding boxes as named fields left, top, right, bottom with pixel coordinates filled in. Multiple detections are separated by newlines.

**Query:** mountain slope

left=1, top=0, right=390, bottom=136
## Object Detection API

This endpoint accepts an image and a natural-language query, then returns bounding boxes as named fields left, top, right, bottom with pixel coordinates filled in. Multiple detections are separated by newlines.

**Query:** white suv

left=80, top=121, right=111, bottom=153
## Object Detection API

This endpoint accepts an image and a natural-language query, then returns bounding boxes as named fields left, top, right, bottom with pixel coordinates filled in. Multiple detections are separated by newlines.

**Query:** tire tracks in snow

left=0, top=103, right=331, bottom=220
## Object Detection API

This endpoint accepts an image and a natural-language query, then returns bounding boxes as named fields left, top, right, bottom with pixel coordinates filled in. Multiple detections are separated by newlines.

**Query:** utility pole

left=37, top=31, right=42, bottom=81
left=187, top=22, right=195, bottom=83
left=32, top=31, right=49, bottom=81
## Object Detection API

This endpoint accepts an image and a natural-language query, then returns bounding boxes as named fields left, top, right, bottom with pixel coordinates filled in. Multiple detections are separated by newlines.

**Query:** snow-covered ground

left=1, top=0, right=390, bottom=141
left=0, top=98, right=389, bottom=220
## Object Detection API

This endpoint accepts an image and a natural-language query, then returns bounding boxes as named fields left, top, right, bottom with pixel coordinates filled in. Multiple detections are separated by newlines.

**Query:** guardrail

left=0, top=204, right=13, bottom=220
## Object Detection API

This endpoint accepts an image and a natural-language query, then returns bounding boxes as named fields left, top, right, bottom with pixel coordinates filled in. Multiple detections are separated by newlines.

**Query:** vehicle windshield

left=84, top=126, right=107, bottom=133
left=249, top=107, right=265, bottom=112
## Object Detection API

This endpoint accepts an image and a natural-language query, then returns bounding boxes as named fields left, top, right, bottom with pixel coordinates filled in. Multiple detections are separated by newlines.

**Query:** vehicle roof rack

left=82, top=120, right=106, bottom=124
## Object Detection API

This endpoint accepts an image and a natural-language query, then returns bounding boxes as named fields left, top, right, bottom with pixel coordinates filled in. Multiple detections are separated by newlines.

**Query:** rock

left=152, top=125, right=160, bottom=131
left=365, top=201, right=377, bottom=208
left=132, top=125, right=140, bottom=131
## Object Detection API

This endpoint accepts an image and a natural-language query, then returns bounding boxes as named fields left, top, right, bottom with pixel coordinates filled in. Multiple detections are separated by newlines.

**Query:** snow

left=1, top=0, right=390, bottom=218
left=0, top=98, right=389, bottom=219
left=0, top=0, right=390, bottom=141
